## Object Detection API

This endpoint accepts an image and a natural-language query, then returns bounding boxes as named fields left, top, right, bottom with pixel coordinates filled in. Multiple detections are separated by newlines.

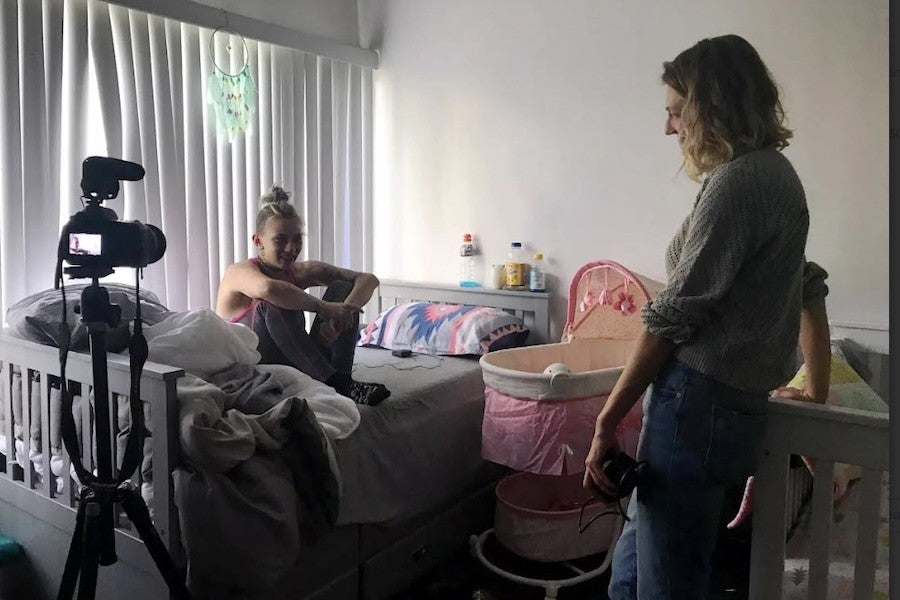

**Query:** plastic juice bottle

left=505, top=242, right=527, bottom=290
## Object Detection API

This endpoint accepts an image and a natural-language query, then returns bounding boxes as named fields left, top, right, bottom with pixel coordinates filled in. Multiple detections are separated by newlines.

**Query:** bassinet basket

left=479, top=260, right=662, bottom=561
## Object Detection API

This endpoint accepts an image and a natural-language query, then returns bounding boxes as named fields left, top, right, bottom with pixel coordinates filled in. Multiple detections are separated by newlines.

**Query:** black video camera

left=57, top=156, right=166, bottom=280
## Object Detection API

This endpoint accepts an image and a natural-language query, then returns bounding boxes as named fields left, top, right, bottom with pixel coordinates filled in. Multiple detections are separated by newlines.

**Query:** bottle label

left=530, top=269, right=545, bottom=291
left=460, top=243, right=474, bottom=257
left=506, top=262, right=524, bottom=287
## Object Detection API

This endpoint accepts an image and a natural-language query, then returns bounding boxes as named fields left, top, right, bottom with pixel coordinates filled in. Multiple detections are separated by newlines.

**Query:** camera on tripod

left=57, top=156, right=166, bottom=281
left=53, top=156, right=190, bottom=599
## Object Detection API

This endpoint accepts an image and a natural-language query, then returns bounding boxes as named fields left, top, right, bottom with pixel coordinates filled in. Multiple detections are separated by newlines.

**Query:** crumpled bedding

left=143, top=309, right=361, bottom=598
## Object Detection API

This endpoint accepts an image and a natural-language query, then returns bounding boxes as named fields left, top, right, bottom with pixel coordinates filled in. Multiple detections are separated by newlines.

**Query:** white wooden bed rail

left=377, top=279, right=552, bottom=344
left=0, top=330, right=185, bottom=570
left=749, top=398, right=889, bottom=600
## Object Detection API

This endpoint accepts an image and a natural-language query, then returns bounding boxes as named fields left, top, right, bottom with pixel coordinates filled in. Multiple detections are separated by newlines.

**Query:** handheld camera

left=599, top=452, right=648, bottom=502
left=578, top=451, right=649, bottom=533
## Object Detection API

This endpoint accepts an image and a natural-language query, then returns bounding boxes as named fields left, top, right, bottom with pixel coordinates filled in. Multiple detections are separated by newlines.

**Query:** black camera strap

left=116, top=270, right=148, bottom=485
left=56, top=267, right=94, bottom=487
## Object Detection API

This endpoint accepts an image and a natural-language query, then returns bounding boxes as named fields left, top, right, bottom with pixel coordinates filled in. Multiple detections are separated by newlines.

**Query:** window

left=0, top=0, right=372, bottom=317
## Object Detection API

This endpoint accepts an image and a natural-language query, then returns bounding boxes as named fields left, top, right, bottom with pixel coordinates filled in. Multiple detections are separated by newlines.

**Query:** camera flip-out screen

left=69, top=233, right=102, bottom=256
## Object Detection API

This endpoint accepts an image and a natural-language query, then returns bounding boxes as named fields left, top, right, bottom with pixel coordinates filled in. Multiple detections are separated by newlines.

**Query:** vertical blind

left=0, top=0, right=373, bottom=318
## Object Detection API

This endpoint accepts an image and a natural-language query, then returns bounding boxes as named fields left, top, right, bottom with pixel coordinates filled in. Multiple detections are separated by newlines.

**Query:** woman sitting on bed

left=216, top=185, right=390, bottom=406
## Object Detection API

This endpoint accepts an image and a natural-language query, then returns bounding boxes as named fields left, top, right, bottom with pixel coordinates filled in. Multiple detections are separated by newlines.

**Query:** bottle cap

left=511, top=242, right=522, bottom=247
left=463, top=233, right=472, bottom=242
left=533, top=252, right=543, bottom=260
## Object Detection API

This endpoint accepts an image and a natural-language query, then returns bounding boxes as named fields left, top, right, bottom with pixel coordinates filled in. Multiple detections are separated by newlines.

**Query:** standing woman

left=217, top=185, right=390, bottom=406
left=583, top=35, right=831, bottom=599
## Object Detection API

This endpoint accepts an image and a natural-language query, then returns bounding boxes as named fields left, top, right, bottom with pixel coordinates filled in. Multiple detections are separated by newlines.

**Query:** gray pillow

left=6, top=283, right=172, bottom=353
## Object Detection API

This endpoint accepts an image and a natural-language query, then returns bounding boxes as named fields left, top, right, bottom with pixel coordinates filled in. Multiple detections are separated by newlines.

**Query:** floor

left=393, top=526, right=752, bottom=600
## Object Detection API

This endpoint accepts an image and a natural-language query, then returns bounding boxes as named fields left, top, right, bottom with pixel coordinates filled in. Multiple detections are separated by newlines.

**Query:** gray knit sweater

left=642, top=147, right=828, bottom=393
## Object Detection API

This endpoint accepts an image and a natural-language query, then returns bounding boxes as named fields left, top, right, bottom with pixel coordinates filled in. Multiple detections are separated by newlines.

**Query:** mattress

left=334, top=346, right=504, bottom=525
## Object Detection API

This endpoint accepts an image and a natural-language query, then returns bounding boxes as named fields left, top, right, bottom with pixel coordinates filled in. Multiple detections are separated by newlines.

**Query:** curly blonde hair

left=256, top=185, right=303, bottom=232
left=662, top=35, right=793, bottom=181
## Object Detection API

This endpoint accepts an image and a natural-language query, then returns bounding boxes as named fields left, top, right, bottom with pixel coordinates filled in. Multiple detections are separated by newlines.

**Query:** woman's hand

left=770, top=386, right=825, bottom=404
left=320, top=301, right=362, bottom=331
left=317, top=302, right=362, bottom=344
left=583, top=423, right=621, bottom=498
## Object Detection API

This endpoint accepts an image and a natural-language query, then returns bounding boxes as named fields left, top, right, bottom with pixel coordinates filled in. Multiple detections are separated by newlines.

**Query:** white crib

left=0, top=330, right=185, bottom=589
left=750, top=322, right=890, bottom=600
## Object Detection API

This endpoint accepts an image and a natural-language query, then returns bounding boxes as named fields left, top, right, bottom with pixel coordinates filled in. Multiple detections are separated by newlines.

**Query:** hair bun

left=261, top=185, right=291, bottom=205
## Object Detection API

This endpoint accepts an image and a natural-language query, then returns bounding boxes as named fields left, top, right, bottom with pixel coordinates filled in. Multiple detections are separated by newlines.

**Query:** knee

left=323, top=279, right=354, bottom=302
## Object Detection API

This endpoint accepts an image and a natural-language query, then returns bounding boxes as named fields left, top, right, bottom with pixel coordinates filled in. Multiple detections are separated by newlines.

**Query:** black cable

left=352, top=354, right=445, bottom=372
left=577, top=494, right=632, bottom=534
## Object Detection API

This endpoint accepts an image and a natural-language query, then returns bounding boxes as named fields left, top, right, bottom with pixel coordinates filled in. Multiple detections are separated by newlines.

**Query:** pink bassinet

left=479, top=260, right=663, bottom=561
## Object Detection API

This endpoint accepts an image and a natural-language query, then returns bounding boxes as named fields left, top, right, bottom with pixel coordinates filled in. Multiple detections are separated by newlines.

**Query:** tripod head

left=77, top=282, right=122, bottom=330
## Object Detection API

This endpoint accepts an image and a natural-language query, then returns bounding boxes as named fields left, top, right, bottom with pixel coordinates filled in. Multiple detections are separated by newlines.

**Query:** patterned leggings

left=241, top=280, right=358, bottom=383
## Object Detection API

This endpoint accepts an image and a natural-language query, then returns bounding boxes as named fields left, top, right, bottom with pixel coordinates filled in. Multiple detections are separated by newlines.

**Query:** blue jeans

left=608, top=359, right=768, bottom=600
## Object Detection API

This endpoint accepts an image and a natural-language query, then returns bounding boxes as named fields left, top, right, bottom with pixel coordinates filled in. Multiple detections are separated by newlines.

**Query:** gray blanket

left=173, top=363, right=341, bottom=598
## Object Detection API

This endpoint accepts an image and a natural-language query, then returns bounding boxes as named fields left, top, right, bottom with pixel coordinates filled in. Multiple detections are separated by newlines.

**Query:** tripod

left=55, top=280, right=191, bottom=600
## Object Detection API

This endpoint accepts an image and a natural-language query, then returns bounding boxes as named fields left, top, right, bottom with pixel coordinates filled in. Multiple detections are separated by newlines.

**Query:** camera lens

left=145, top=224, right=167, bottom=264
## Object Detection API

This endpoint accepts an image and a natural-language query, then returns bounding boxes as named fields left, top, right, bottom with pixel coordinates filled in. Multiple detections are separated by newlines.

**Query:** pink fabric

left=481, top=386, right=643, bottom=475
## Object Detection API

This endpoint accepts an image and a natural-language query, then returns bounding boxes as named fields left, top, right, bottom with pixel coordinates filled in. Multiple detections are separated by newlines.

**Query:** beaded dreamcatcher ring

left=207, top=27, right=256, bottom=142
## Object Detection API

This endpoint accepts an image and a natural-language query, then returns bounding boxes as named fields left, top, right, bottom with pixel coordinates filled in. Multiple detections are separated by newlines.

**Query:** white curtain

left=0, top=0, right=373, bottom=318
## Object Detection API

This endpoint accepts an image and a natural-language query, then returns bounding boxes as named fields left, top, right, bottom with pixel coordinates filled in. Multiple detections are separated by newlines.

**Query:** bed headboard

left=375, top=279, right=552, bottom=345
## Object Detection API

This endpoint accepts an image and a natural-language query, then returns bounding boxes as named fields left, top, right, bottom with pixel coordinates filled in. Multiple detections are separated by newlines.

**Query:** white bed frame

left=0, top=280, right=551, bottom=599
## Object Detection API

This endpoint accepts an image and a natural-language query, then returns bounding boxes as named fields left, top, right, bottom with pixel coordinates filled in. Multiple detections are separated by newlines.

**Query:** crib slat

left=39, top=372, right=52, bottom=498
left=109, top=392, right=119, bottom=473
left=1, top=362, right=13, bottom=480
left=852, top=468, right=881, bottom=600
left=21, top=372, right=33, bottom=488
left=749, top=416, right=791, bottom=600
left=807, top=459, right=834, bottom=600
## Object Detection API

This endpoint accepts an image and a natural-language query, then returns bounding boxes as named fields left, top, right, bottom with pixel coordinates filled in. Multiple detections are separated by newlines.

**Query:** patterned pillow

left=358, top=302, right=529, bottom=356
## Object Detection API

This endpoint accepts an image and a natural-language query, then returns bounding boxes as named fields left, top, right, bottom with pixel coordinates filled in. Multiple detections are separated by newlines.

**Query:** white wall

left=370, top=0, right=889, bottom=338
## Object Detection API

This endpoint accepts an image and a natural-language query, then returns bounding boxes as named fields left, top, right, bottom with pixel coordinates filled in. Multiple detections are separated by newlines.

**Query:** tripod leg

left=98, top=504, right=118, bottom=566
left=77, top=501, right=102, bottom=600
left=118, top=487, right=192, bottom=599
left=57, top=495, right=89, bottom=600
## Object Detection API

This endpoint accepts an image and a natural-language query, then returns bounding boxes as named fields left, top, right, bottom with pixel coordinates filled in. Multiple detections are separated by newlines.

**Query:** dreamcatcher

left=207, top=27, right=256, bottom=142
